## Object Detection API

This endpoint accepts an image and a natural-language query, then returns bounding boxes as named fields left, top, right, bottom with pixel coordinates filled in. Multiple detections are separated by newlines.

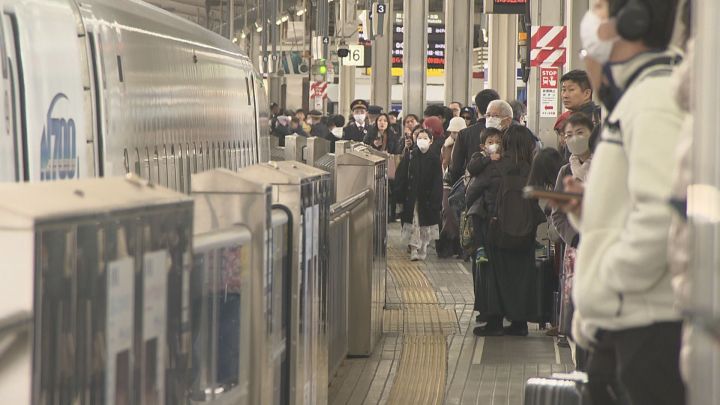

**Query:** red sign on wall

left=540, top=68, right=559, bottom=89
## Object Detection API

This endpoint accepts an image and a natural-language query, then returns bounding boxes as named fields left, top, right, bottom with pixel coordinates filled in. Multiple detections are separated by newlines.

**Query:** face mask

left=566, top=135, right=590, bottom=156
left=487, top=144, right=499, bottom=154
left=416, top=138, right=430, bottom=153
left=580, top=11, right=617, bottom=65
left=354, top=113, right=366, bottom=124
left=486, top=117, right=503, bottom=130
left=331, top=127, right=344, bottom=139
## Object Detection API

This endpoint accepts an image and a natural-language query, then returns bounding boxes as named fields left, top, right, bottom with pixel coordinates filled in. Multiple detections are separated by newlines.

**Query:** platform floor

left=328, top=223, right=574, bottom=405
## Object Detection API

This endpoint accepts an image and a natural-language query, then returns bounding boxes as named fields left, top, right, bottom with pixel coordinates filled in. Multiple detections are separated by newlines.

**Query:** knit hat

left=447, top=117, right=467, bottom=132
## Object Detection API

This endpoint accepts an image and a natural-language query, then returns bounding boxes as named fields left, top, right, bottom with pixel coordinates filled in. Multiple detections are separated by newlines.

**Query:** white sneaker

left=410, top=248, right=420, bottom=261
left=418, top=245, right=428, bottom=261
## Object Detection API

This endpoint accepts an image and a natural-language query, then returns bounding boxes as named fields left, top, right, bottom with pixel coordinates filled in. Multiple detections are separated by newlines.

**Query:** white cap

left=447, top=116, right=467, bottom=132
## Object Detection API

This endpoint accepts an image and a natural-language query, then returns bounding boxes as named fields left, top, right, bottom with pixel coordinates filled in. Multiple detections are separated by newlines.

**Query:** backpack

left=489, top=168, right=542, bottom=248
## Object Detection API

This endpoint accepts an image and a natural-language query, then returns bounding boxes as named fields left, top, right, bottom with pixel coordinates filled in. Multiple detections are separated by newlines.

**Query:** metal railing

left=327, top=189, right=371, bottom=379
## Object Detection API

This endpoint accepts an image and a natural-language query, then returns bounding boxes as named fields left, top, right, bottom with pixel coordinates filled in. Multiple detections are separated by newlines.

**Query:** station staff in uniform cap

left=344, top=99, right=372, bottom=142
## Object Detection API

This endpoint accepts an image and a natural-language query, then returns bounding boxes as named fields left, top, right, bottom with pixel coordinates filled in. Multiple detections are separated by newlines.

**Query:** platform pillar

left=371, top=0, right=393, bottom=112
left=526, top=0, right=563, bottom=148
left=444, top=0, right=474, bottom=106
left=402, top=0, right=428, bottom=117
left=564, top=0, right=590, bottom=71
left=338, top=0, right=356, bottom=119
left=487, top=13, right=517, bottom=103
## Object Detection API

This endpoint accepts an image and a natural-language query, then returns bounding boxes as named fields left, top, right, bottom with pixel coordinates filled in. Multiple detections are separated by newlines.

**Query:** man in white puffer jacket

left=562, top=1, right=687, bottom=404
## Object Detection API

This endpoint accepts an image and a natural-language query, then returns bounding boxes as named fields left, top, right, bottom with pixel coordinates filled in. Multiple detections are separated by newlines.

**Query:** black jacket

left=448, top=118, right=486, bottom=185
left=272, top=124, right=292, bottom=147
left=466, top=154, right=534, bottom=220
left=343, top=121, right=372, bottom=142
left=310, top=122, right=331, bottom=139
left=363, top=128, right=402, bottom=154
left=395, top=147, right=443, bottom=227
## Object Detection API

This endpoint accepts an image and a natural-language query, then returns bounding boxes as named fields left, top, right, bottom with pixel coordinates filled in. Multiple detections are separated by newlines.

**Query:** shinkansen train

left=0, top=0, right=270, bottom=187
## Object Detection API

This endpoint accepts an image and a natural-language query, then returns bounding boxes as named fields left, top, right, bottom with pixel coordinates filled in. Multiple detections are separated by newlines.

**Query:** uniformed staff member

left=343, top=99, right=372, bottom=142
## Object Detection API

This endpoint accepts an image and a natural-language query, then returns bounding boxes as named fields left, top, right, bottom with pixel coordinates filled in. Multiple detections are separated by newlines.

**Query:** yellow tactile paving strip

left=386, top=335, right=448, bottom=404
left=385, top=259, right=450, bottom=404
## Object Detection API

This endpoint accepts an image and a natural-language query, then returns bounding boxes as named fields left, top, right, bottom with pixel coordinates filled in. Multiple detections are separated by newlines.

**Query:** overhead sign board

left=339, top=44, right=370, bottom=67
left=391, top=13, right=445, bottom=77
left=483, top=0, right=528, bottom=14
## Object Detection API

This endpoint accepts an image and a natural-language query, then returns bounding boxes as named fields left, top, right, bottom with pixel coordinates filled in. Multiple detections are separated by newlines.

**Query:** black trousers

left=587, top=321, right=685, bottom=405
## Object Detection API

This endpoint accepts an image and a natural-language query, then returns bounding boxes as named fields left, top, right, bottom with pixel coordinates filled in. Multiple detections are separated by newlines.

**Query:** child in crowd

left=395, top=129, right=444, bottom=261
left=465, top=127, right=504, bottom=262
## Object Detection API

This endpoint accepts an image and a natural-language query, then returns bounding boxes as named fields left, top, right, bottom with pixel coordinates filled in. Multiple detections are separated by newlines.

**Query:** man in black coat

left=447, top=89, right=500, bottom=186
left=308, top=110, right=331, bottom=139
left=343, top=99, right=374, bottom=142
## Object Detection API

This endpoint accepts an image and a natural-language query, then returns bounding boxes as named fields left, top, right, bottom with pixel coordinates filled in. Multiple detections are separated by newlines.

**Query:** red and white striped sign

left=310, top=81, right=328, bottom=100
left=531, top=26, right=567, bottom=67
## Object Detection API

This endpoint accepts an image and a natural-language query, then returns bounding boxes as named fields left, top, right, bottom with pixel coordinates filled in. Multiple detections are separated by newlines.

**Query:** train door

left=7, top=0, right=91, bottom=182
left=0, top=17, right=20, bottom=182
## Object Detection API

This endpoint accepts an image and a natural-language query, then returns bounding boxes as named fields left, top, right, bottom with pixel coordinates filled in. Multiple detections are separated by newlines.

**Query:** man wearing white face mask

left=343, top=99, right=374, bottom=142
left=559, top=0, right=686, bottom=404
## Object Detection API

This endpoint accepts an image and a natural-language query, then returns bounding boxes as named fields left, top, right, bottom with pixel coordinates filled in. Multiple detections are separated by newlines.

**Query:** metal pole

left=229, top=0, right=234, bottom=40
left=444, top=0, right=474, bottom=106
left=371, top=0, right=393, bottom=111
left=402, top=0, right=428, bottom=117
left=338, top=0, right=356, bottom=120
left=690, top=1, right=720, bottom=404
left=525, top=0, right=563, bottom=148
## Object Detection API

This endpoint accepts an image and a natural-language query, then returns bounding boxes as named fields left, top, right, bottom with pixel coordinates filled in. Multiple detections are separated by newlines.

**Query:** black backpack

left=489, top=168, right=543, bottom=248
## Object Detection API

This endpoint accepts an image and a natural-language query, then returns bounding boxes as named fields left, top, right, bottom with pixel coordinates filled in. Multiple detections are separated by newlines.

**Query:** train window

left=170, top=144, right=179, bottom=192
left=160, top=144, right=169, bottom=188
left=185, top=143, right=192, bottom=190
left=192, top=142, right=198, bottom=173
left=224, top=142, right=229, bottom=169
left=197, top=142, right=203, bottom=172
left=134, top=148, right=141, bottom=176
left=123, top=148, right=129, bottom=174
left=245, top=77, right=251, bottom=105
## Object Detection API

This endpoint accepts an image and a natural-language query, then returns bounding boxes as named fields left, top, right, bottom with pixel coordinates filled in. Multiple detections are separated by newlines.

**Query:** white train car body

left=0, top=0, right=269, bottom=188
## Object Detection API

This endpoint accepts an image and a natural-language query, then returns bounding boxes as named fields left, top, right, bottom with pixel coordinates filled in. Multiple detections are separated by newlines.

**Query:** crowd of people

left=268, top=0, right=699, bottom=403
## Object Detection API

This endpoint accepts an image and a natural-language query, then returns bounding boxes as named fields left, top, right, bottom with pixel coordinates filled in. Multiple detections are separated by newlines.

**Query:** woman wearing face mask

left=436, top=116, right=469, bottom=259
left=394, top=129, right=443, bottom=261
left=550, top=112, right=596, bottom=368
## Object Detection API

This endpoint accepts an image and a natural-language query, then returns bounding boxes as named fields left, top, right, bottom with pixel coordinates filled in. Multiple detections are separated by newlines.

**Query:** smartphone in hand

left=523, top=186, right=583, bottom=202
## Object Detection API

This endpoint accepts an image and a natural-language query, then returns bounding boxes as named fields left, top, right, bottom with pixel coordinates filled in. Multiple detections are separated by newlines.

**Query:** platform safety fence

left=327, top=188, right=371, bottom=379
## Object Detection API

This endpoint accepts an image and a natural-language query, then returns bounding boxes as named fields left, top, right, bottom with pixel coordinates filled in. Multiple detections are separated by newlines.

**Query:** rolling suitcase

left=524, top=372, right=589, bottom=405
left=527, top=242, right=556, bottom=325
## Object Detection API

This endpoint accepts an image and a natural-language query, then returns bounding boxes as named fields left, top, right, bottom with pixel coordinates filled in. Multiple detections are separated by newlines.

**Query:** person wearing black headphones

left=557, top=1, right=686, bottom=404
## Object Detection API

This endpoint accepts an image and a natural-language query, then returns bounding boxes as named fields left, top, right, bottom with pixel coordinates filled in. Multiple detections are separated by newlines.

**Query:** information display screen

left=391, top=13, right=445, bottom=77
left=489, top=0, right=528, bottom=14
